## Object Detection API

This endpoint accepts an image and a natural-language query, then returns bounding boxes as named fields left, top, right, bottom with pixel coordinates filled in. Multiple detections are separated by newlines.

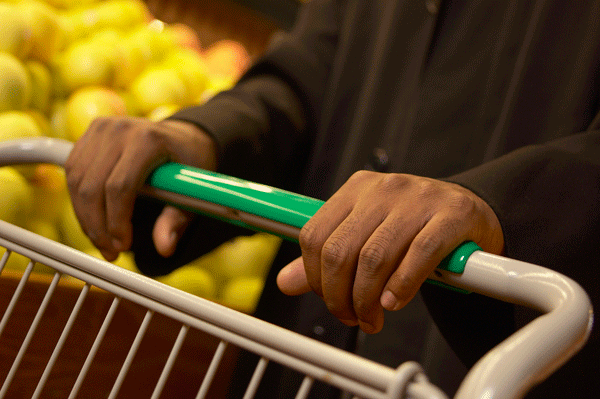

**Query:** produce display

left=0, top=0, right=279, bottom=313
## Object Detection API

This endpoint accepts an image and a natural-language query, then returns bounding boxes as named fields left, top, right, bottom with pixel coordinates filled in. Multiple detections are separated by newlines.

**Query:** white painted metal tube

left=429, top=251, right=593, bottom=399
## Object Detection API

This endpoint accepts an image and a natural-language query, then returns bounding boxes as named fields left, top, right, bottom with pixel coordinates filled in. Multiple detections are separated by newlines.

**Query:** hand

left=65, top=116, right=218, bottom=261
left=276, top=170, right=504, bottom=334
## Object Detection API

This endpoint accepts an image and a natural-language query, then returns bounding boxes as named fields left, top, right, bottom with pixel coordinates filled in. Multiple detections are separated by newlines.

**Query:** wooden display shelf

left=0, top=270, right=239, bottom=398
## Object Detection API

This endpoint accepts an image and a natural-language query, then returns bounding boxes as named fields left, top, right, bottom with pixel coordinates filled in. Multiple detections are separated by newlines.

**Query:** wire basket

left=0, top=138, right=593, bottom=399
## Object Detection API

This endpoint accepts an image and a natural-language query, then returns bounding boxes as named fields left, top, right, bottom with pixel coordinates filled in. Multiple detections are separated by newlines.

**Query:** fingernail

left=381, top=290, right=398, bottom=310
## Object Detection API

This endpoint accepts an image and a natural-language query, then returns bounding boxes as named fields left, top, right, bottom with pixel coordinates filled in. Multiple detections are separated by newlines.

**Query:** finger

left=320, top=206, right=386, bottom=326
left=298, top=197, right=353, bottom=297
left=352, top=212, right=420, bottom=333
left=74, top=128, right=126, bottom=254
left=381, top=214, right=467, bottom=311
left=104, top=128, right=169, bottom=253
left=276, top=257, right=311, bottom=296
left=152, top=205, right=194, bottom=257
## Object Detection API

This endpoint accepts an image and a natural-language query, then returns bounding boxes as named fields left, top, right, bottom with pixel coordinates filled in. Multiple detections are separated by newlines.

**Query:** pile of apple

left=0, top=0, right=279, bottom=313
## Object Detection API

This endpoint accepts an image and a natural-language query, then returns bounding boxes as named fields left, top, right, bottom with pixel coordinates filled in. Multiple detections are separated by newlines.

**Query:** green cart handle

left=144, top=163, right=480, bottom=277
left=0, top=138, right=479, bottom=277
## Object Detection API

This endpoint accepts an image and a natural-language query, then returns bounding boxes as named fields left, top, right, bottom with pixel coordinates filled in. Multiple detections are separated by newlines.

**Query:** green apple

left=220, top=276, right=264, bottom=313
left=17, top=0, right=63, bottom=63
left=25, top=60, right=53, bottom=114
left=129, top=66, right=187, bottom=114
left=65, top=86, right=127, bottom=141
left=156, top=264, right=217, bottom=300
left=0, top=3, right=33, bottom=59
left=0, top=53, right=32, bottom=112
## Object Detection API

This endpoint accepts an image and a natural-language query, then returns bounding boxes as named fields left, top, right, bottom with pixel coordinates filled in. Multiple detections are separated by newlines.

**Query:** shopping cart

left=0, top=138, right=593, bottom=399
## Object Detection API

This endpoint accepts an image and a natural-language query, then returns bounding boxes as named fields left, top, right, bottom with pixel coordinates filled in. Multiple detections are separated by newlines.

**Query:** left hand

left=276, top=170, right=504, bottom=334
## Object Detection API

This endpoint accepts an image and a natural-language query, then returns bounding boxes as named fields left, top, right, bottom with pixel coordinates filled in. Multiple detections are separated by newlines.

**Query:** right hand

left=64, top=116, right=218, bottom=261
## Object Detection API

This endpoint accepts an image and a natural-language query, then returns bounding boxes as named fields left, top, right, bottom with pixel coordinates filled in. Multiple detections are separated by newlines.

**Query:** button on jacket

left=130, top=0, right=600, bottom=397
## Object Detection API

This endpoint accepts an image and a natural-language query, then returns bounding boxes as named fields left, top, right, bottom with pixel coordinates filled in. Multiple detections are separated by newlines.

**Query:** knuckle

left=358, top=240, right=388, bottom=276
left=77, top=183, right=100, bottom=203
left=353, top=294, right=375, bottom=321
left=412, top=233, right=444, bottom=260
left=321, top=237, right=349, bottom=270
left=104, top=177, right=128, bottom=200
left=299, top=222, right=322, bottom=253
left=377, top=172, right=406, bottom=192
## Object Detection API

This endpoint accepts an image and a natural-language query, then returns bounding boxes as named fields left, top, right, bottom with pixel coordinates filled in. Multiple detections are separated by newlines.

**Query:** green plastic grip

left=147, top=163, right=480, bottom=279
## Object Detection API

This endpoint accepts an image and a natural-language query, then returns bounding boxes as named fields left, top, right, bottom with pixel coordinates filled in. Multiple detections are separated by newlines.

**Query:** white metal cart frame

left=0, top=138, right=593, bottom=399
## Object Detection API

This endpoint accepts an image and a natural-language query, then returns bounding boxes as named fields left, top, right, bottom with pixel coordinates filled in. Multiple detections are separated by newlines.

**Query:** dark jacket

left=132, top=0, right=600, bottom=397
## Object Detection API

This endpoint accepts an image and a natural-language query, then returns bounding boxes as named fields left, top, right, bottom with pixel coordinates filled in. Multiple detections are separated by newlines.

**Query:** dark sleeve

left=168, top=0, right=340, bottom=191
left=422, top=130, right=600, bottom=398
left=132, top=0, right=341, bottom=274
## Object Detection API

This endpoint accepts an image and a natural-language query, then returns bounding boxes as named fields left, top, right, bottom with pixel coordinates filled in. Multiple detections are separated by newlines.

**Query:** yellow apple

left=49, top=99, right=70, bottom=140
left=147, top=103, right=180, bottom=122
left=164, top=23, right=202, bottom=52
left=57, top=40, right=115, bottom=92
left=156, top=264, right=217, bottom=300
left=17, top=0, right=64, bottom=63
left=213, top=233, right=281, bottom=281
left=129, top=66, right=187, bottom=114
left=113, top=36, right=147, bottom=89
left=58, top=201, right=95, bottom=252
left=84, top=247, right=139, bottom=273
left=93, top=0, right=149, bottom=31
left=220, top=276, right=264, bottom=313
left=23, top=217, right=61, bottom=274
left=0, top=166, right=34, bottom=226
left=65, top=86, right=127, bottom=141
left=25, top=60, right=53, bottom=114
left=0, top=3, right=33, bottom=59
left=29, top=164, right=69, bottom=224
left=125, top=23, right=175, bottom=65
left=0, top=53, right=32, bottom=112
left=162, top=48, right=210, bottom=104
left=0, top=110, right=43, bottom=178
left=26, top=109, right=52, bottom=137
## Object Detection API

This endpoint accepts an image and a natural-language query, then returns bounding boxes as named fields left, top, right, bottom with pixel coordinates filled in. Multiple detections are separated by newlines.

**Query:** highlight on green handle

left=147, top=163, right=481, bottom=291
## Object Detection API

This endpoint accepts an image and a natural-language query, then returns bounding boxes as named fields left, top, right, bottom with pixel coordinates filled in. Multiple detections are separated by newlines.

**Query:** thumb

left=277, top=256, right=312, bottom=296
left=152, top=205, right=194, bottom=257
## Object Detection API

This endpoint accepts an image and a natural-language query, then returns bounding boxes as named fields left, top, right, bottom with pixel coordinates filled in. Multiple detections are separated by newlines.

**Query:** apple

left=17, top=0, right=63, bottom=63
left=23, top=217, right=61, bottom=274
left=0, top=53, right=32, bottom=112
left=113, top=36, right=148, bottom=89
left=126, top=22, right=176, bottom=65
left=0, top=166, right=34, bottom=226
left=147, top=103, right=180, bottom=122
left=164, top=23, right=202, bottom=52
left=58, top=201, right=95, bottom=252
left=204, top=39, right=251, bottom=80
left=49, top=99, right=70, bottom=140
left=29, top=164, right=69, bottom=224
left=84, top=247, right=139, bottom=273
left=93, top=0, right=149, bottom=32
left=0, top=110, right=43, bottom=178
left=25, top=60, right=53, bottom=114
left=56, top=39, right=115, bottom=92
left=161, top=48, right=210, bottom=105
left=129, top=66, right=187, bottom=114
left=26, top=109, right=52, bottom=137
left=213, top=233, right=281, bottom=281
left=65, top=86, right=127, bottom=141
left=0, top=3, right=33, bottom=59
left=156, top=264, right=217, bottom=300
left=220, top=276, right=264, bottom=313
